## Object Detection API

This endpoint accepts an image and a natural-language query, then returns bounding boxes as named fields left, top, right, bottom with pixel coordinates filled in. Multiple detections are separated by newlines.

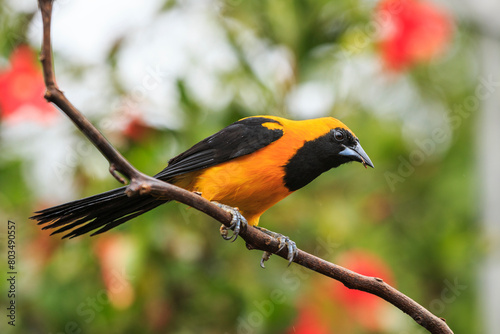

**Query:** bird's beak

left=339, top=142, right=374, bottom=169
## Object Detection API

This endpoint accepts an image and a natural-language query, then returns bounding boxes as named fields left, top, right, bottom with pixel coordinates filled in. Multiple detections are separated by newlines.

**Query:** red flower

left=0, top=45, right=58, bottom=124
left=286, top=250, right=395, bottom=333
left=376, top=0, right=453, bottom=71
left=286, top=305, right=330, bottom=334
left=94, top=234, right=136, bottom=309
left=330, top=250, right=395, bottom=332
left=122, top=114, right=155, bottom=142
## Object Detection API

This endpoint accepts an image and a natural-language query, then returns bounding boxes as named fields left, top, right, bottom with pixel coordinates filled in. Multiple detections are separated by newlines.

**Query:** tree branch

left=36, top=1, right=453, bottom=333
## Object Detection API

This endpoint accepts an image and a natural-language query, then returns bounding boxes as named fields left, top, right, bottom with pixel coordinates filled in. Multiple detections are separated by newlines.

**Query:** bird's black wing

left=155, top=117, right=284, bottom=180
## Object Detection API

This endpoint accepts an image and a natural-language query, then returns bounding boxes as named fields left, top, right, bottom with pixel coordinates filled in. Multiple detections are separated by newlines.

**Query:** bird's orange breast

left=174, top=138, right=295, bottom=226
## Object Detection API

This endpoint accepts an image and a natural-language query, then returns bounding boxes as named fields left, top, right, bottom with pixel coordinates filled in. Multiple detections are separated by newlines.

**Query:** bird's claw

left=254, top=227, right=299, bottom=268
left=213, top=202, right=247, bottom=242
left=260, top=251, right=272, bottom=268
left=212, top=203, right=298, bottom=267
left=219, top=225, right=231, bottom=240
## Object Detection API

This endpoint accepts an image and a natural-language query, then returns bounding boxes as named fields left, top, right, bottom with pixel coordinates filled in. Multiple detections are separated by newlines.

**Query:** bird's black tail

left=30, top=187, right=168, bottom=239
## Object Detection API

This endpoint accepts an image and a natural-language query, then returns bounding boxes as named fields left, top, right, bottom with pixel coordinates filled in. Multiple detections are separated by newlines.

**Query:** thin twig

left=36, top=1, right=453, bottom=333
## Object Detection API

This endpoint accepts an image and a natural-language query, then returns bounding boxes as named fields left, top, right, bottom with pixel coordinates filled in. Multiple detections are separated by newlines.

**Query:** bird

left=31, top=115, right=373, bottom=265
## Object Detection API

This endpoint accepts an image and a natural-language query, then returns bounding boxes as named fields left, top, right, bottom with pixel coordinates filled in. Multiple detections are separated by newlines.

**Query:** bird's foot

left=253, top=226, right=298, bottom=268
left=213, top=202, right=247, bottom=242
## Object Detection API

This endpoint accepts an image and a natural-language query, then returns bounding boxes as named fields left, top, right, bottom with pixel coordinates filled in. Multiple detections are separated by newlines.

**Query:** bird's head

left=283, top=118, right=374, bottom=191
left=327, top=127, right=374, bottom=169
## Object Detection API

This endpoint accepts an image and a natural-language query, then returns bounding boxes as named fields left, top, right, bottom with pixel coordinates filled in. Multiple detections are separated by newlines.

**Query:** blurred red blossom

left=376, top=0, right=453, bottom=71
left=330, top=250, right=395, bottom=332
left=287, top=250, right=396, bottom=333
left=26, top=207, right=61, bottom=273
left=286, top=305, right=330, bottom=334
left=0, top=45, right=58, bottom=124
left=122, top=114, right=155, bottom=142
left=94, top=234, right=136, bottom=309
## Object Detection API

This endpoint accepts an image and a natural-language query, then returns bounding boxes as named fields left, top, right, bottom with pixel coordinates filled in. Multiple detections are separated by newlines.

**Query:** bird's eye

left=334, top=130, right=345, bottom=142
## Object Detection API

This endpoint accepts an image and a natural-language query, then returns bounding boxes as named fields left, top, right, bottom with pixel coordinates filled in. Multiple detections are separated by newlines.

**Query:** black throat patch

left=283, top=132, right=347, bottom=192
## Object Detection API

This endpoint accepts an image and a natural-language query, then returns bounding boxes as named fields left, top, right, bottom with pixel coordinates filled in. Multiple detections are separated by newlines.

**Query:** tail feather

left=30, top=187, right=168, bottom=238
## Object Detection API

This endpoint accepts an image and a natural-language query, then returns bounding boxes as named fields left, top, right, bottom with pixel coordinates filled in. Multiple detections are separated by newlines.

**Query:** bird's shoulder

left=155, top=116, right=285, bottom=180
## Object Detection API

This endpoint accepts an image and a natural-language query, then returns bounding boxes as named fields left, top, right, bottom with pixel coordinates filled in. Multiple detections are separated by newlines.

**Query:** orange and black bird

left=31, top=116, right=373, bottom=263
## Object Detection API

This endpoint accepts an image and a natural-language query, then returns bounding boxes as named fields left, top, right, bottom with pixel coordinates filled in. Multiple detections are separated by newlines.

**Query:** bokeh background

left=1, top=0, right=499, bottom=333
